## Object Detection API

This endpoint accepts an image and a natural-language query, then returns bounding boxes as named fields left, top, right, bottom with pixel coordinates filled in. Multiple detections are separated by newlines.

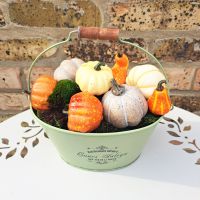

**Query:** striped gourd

left=148, top=80, right=171, bottom=115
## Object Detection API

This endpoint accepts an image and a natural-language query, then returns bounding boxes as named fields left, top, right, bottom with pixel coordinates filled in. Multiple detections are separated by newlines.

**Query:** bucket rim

left=30, top=106, right=162, bottom=137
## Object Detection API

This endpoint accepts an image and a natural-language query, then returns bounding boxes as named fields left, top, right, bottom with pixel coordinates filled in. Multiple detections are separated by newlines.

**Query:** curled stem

left=22, top=129, right=43, bottom=141
left=111, top=79, right=125, bottom=96
left=94, top=62, right=105, bottom=71
left=156, top=80, right=167, bottom=91
left=163, top=117, right=181, bottom=133
left=27, top=126, right=40, bottom=128
left=117, top=52, right=123, bottom=58
left=189, top=139, right=200, bottom=151
left=0, top=146, right=10, bottom=150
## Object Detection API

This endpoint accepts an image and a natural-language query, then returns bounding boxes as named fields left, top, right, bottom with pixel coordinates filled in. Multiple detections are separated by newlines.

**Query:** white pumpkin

left=75, top=61, right=113, bottom=95
left=54, top=58, right=84, bottom=81
left=102, top=80, right=148, bottom=128
left=126, top=64, right=165, bottom=98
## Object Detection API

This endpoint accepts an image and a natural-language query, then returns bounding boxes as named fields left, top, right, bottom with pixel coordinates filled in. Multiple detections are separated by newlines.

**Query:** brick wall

left=0, top=0, right=200, bottom=121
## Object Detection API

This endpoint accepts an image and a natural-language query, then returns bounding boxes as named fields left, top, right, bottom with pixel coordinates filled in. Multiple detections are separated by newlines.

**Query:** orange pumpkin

left=112, top=53, right=129, bottom=85
left=31, top=75, right=57, bottom=110
left=148, top=80, right=172, bottom=115
left=68, top=92, right=103, bottom=133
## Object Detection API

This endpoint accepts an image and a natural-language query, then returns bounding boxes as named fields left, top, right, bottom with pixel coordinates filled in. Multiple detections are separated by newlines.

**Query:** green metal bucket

left=31, top=107, right=161, bottom=170
left=27, top=27, right=168, bottom=171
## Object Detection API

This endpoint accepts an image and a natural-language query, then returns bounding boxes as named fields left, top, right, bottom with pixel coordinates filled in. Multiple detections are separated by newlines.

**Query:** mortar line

left=0, top=109, right=29, bottom=115
left=170, top=90, right=200, bottom=96
left=0, top=89, right=24, bottom=93
left=20, top=67, right=27, bottom=91
left=0, top=61, right=199, bottom=68
left=190, top=68, right=198, bottom=91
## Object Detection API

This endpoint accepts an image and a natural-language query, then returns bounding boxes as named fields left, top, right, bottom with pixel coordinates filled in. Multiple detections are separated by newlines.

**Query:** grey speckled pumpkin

left=54, top=58, right=84, bottom=81
left=102, top=79, right=148, bottom=128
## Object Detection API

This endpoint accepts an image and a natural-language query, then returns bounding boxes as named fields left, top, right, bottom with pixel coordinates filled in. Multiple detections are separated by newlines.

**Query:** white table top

left=0, top=107, right=200, bottom=200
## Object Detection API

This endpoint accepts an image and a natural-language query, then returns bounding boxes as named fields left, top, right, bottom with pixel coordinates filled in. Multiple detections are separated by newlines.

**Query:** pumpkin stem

left=117, top=52, right=123, bottom=58
left=156, top=80, right=167, bottom=91
left=94, top=62, right=105, bottom=71
left=111, top=79, right=125, bottom=96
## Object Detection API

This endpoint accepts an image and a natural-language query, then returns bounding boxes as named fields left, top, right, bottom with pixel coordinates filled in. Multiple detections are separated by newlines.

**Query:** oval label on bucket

left=77, top=146, right=128, bottom=165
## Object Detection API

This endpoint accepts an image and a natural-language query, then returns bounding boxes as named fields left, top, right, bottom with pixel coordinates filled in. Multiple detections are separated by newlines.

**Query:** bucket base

left=60, top=155, right=141, bottom=172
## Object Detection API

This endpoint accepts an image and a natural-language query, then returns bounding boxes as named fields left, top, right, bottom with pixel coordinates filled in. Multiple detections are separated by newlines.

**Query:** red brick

left=153, top=38, right=200, bottom=62
left=0, top=115, right=14, bottom=122
left=0, top=39, right=57, bottom=61
left=171, top=95, right=200, bottom=113
left=64, top=38, right=148, bottom=63
left=24, top=66, right=55, bottom=87
left=9, top=0, right=101, bottom=27
left=0, top=67, right=22, bottom=89
left=165, top=67, right=195, bottom=90
left=0, top=93, right=29, bottom=111
left=0, top=9, right=6, bottom=27
left=109, top=1, right=200, bottom=31
left=193, top=68, right=200, bottom=91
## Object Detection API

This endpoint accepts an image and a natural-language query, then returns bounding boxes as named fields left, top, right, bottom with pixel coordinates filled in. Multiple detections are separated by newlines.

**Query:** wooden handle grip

left=78, top=26, right=119, bottom=41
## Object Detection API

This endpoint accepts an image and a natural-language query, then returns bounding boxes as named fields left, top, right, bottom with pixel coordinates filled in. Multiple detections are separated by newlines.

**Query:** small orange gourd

left=31, top=75, right=57, bottom=110
left=112, top=53, right=129, bottom=85
left=68, top=92, right=103, bottom=133
left=148, top=80, right=172, bottom=116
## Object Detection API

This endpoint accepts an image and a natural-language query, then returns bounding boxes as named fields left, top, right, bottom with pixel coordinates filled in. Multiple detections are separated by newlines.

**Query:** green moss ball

left=48, top=79, right=80, bottom=109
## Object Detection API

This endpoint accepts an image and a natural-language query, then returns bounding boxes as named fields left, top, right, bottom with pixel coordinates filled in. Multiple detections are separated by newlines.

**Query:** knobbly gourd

left=102, top=79, right=148, bottom=128
left=48, top=79, right=80, bottom=108
left=54, top=58, right=84, bottom=81
left=75, top=61, right=113, bottom=95
left=68, top=92, right=103, bottom=133
left=31, top=75, right=57, bottom=110
left=112, top=53, right=129, bottom=85
left=126, top=64, right=165, bottom=98
left=148, top=80, right=172, bottom=116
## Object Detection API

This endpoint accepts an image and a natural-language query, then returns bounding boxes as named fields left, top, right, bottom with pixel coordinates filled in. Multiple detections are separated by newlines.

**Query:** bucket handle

left=27, top=29, right=78, bottom=93
left=27, top=26, right=170, bottom=97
